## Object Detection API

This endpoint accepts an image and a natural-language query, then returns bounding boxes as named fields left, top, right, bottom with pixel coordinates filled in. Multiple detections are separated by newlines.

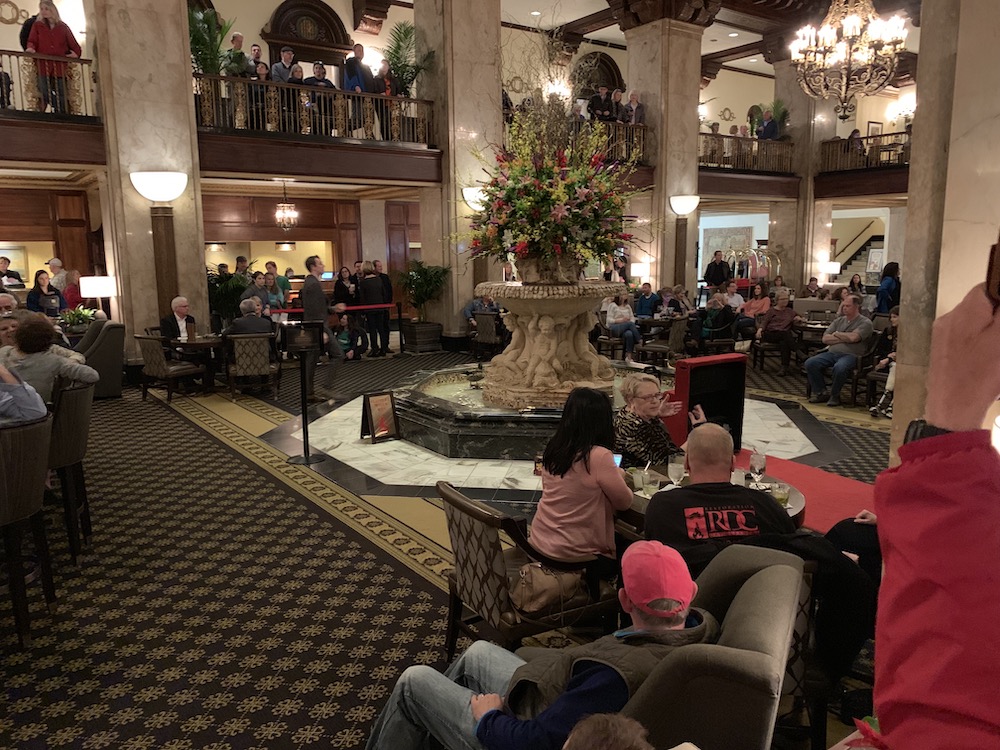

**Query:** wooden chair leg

left=57, top=467, right=82, bottom=566
left=74, top=463, right=92, bottom=546
left=445, top=585, right=462, bottom=662
left=166, top=378, right=174, bottom=402
left=141, top=375, right=149, bottom=401
left=3, top=523, right=31, bottom=649
left=29, top=511, right=57, bottom=606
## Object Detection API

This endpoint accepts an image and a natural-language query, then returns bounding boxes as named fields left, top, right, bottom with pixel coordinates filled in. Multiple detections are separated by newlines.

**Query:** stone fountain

left=474, top=280, right=626, bottom=409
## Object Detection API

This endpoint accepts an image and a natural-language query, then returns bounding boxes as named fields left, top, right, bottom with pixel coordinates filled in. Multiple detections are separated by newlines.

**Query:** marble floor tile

left=292, top=397, right=814, bottom=495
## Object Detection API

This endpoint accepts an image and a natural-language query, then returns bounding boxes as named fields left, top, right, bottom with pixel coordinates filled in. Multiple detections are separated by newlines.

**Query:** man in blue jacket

left=634, top=283, right=661, bottom=318
left=364, top=541, right=719, bottom=750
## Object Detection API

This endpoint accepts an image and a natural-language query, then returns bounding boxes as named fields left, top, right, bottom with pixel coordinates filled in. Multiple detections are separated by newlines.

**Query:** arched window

left=262, top=0, right=353, bottom=70
left=572, top=52, right=626, bottom=100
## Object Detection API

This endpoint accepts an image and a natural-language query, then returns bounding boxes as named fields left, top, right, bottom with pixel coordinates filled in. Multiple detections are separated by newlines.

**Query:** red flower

left=590, top=153, right=605, bottom=168
left=553, top=244, right=562, bottom=255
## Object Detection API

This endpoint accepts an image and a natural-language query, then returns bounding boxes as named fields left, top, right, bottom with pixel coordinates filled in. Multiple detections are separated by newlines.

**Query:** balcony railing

left=193, top=74, right=434, bottom=147
left=0, top=50, right=99, bottom=119
left=501, top=120, right=650, bottom=164
left=819, top=132, right=911, bottom=173
left=698, top=133, right=794, bottom=174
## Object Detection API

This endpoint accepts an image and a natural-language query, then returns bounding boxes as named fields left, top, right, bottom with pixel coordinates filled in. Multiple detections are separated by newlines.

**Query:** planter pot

left=66, top=323, right=91, bottom=334
left=517, top=256, right=584, bottom=285
left=400, top=320, right=443, bottom=353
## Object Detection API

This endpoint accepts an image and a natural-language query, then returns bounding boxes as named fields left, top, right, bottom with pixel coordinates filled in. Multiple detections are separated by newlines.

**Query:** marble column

left=767, top=59, right=837, bottom=291
left=414, top=0, right=502, bottom=339
left=624, top=19, right=703, bottom=291
left=892, top=0, right=1000, bottom=455
left=91, top=0, right=205, bottom=361
left=885, top=206, right=907, bottom=267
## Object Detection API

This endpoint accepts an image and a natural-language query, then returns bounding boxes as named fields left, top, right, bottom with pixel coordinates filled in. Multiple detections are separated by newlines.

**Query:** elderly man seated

left=614, top=373, right=706, bottom=470
left=224, top=298, right=273, bottom=335
left=462, top=294, right=500, bottom=328
left=804, top=293, right=873, bottom=407
left=755, top=290, right=805, bottom=376
left=364, top=540, right=719, bottom=750
left=0, top=292, right=16, bottom=313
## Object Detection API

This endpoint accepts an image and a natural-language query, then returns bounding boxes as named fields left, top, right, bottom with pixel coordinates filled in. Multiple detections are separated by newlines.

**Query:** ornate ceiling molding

left=352, top=0, right=391, bottom=35
left=701, top=58, right=723, bottom=89
left=606, top=0, right=723, bottom=32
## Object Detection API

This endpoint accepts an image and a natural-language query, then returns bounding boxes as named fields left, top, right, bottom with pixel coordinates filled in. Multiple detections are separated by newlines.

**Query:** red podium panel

left=663, top=353, right=748, bottom=451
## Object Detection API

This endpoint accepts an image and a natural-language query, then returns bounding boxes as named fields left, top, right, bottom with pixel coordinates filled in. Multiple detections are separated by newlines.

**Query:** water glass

left=667, top=458, right=685, bottom=486
left=749, top=449, right=767, bottom=484
left=645, top=474, right=662, bottom=494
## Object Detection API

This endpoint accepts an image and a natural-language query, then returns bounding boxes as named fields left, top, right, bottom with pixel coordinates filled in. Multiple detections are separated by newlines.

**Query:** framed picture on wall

left=866, top=248, right=886, bottom=274
left=867, top=121, right=883, bottom=137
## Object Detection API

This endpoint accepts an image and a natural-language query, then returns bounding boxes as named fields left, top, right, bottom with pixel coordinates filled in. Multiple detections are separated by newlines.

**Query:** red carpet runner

left=735, top=449, right=876, bottom=534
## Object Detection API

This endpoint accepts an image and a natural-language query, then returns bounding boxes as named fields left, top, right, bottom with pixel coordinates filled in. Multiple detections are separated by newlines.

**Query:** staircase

left=833, top=235, right=884, bottom=285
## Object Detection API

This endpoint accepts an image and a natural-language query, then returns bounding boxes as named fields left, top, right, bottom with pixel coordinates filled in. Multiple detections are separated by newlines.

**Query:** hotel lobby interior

left=1, top=0, right=998, bottom=748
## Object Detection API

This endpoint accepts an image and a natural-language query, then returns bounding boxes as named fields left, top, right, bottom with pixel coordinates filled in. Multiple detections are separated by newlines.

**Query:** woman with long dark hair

left=848, top=273, right=866, bottom=295
left=876, top=262, right=901, bottom=313
left=529, top=388, right=633, bottom=579
left=333, top=266, right=354, bottom=305
left=25, top=269, right=66, bottom=316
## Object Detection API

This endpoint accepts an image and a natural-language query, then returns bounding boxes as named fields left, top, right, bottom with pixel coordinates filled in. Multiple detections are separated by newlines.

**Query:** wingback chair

left=437, top=481, right=620, bottom=661
left=77, top=322, right=125, bottom=398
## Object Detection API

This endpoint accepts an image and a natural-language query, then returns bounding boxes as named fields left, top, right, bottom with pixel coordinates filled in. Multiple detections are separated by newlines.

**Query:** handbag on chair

left=510, top=562, right=584, bottom=616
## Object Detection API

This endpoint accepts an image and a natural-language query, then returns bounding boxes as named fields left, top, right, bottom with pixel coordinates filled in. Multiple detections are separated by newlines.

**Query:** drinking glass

left=667, top=458, right=685, bottom=486
left=772, top=482, right=791, bottom=507
left=749, top=449, right=767, bottom=484
left=645, top=474, right=661, bottom=494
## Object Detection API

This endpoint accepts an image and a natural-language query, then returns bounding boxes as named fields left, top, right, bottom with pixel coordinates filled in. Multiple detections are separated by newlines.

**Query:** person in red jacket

left=25, top=0, right=81, bottom=115
left=873, top=283, right=1000, bottom=749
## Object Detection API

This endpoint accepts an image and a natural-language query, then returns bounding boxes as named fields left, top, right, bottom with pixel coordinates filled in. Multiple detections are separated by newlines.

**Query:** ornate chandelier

left=790, top=0, right=907, bottom=121
left=274, top=181, right=298, bottom=232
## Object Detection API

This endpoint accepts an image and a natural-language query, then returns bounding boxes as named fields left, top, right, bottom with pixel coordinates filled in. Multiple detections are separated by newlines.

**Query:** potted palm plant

left=382, top=21, right=434, bottom=97
left=206, top=264, right=249, bottom=331
left=398, top=260, right=449, bottom=353
left=189, top=7, right=235, bottom=127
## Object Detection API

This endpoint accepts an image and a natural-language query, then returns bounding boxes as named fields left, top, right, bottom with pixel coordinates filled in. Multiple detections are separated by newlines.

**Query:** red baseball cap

left=621, top=541, right=696, bottom=618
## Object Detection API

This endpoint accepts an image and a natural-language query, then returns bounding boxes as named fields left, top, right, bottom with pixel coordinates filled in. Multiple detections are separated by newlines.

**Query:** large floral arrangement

left=468, top=100, right=640, bottom=269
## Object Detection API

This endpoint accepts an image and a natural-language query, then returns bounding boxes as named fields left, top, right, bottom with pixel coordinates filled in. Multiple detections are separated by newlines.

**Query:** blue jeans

left=805, top=350, right=858, bottom=401
left=610, top=321, right=641, bottom=354
left=365, top=640, right=525, bottom=750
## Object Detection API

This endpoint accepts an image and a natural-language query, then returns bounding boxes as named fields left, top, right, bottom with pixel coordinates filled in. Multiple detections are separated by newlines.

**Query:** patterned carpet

left=0, top=390, right=452, bottom=749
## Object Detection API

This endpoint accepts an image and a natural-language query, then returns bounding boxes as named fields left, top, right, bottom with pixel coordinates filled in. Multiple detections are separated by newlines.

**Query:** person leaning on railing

left=25, top=0, right=81, bottom=115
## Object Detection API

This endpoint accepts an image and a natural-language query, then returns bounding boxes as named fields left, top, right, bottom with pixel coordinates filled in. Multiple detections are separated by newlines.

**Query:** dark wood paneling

left=202, top=194, right=363, bottom=249
left=814, top=168, right=909, bottom=199
left=0, top=118, right=106, bottom=166
left=0, top=188, right=54, bottom=241
left=386, top=200, right=420, bottom=318
left=698, top=170, right=801, bottom=199
left=198, top=133, right=442, bottom=184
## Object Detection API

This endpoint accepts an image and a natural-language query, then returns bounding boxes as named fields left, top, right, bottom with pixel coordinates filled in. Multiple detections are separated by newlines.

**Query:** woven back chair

left=225, top=333, right=280, bottom=399
left=437, top=481, right=619, bottom=660
left=135, top=335, right=205, bottom=402
left=49, top=382, right=95, bottom=566
left=0, top=415, right=56, bottom=648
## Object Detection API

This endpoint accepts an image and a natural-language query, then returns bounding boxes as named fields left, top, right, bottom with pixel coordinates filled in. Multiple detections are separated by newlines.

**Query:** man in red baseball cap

left=365, top=541, right=719, bottom=750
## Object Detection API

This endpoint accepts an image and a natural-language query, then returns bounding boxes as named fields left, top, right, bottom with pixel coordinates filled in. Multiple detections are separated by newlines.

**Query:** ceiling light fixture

left=749, top=58, right=759, bottom=63
left=728, top=32, right=739, bottom=37
left=791, top=0, right=907, bottom=121
left=530, top=10, right=541, bottom=16
left=274, top=180, right=298, bottom=232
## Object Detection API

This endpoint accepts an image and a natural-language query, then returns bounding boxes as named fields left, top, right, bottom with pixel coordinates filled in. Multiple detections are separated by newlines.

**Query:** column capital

left=608, top=0, right=722, bottom=32
left=701, top=59, right=723, bottom=89
left=352, top=0, right=391, bottom=35
left=547, top=31, right=585, bottom=67
left=762, top=31, right=793, bottom=65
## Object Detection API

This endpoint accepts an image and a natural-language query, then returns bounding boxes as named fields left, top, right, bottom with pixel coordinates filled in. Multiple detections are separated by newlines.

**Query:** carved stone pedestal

left=474, top=281, right=625, bottom=409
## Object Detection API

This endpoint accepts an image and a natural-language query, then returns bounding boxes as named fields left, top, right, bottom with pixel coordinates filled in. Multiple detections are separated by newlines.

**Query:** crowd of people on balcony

left=211, top=36, right=409, bottom=140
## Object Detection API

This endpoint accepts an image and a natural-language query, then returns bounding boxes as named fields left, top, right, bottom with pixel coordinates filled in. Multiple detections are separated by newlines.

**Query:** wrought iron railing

left=698, top=133, right=794, bottom=174
left=819, top=131, right=911, bottom=172
left=0, top=50, right=98, bottom=118
left=192, top=74, right=434, bottom=146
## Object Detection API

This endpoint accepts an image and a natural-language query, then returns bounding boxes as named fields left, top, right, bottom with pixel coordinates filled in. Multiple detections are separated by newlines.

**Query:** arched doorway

left=261, top=0, right=353, bottom=75
left=571, top=52, right=626, bottom=100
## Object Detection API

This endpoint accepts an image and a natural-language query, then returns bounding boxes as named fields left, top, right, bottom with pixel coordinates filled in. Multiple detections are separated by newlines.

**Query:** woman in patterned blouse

left=613, top=374, right=706, bottom=470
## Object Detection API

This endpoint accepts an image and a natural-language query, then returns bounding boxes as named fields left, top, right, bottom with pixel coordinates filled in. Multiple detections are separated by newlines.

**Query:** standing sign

left=361, top=391, right=400, bottom=443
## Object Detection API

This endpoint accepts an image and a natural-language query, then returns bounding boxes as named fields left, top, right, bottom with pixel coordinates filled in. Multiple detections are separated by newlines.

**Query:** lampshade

left=630, top=262, right=650, bottom=280
left=79, top=275, right=116, bottom=298
left=669, top=195, right=701, bottom=216
left=820, top=261, right=842, bottom=275
left=462, top=187, right=486, bottom=213
left=129, top=171, right=188, bottom=203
